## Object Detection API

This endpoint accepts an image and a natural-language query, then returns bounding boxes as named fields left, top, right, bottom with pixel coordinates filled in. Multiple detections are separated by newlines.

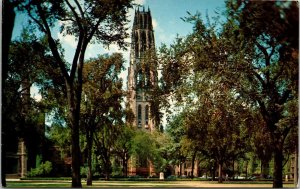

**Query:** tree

left=183, top=78, right=249, bottom=183
left=223, top=1, right=298, bottom=187
left=247, top=111, right=273, bottom=178
left=2, top=2, right=25, bottom=181
left=130, top=129, right=166, bottom=176
left=158, top=1, right=298, bottom=187
left=81, top=53, right=125, bottom=183
left=4, top=28, right=62, bottom=179
left=165, top=113, right=188, bottom=177
left=19, top=1, right=134, bottom=187
left=113, top=125, right=135, bottom=177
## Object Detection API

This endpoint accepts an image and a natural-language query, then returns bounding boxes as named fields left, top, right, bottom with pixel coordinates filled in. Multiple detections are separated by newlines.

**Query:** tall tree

left=2, top=1, right=22, bottom=185
left=159, top=1, right=298, bottom=187
left=4, top=29, right=61, bottom=178
left=19, top=1, right=133, bottom=187
left=165, top=114, right=187, bottom=176
left=113, top=125, right=135, bottom=177
left=182, top=77, right=249, bottom=183
left=81, top=53, right=125, bottom=184
left=247, top=112, right=273, bottom=178
left=224, top=1, right=298, bottom=187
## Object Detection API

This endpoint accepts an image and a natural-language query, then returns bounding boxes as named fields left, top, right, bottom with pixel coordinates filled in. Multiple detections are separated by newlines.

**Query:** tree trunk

left=191, top=151, right=196, bottom=179
left=102, top=148, right=111, bottom=181
left=125, top=159, right=128, bottom=177
left=218, top=163, right=223, bottom=183
left=105, top=160, right=111, bottom=181
left=261, top=159, right=269, bottom=179
left=68, top=89, right=82, bottom=188
left=212, top=164, right=215, bottom=181
left=86, top=130, right=93, bottom=186
left=273, top=146, right=283, bottom=188
left=123, top=152, right=128, bottom=177
left=2, top=138, right=6, bottom=187
left=232, top=160, right=234, bottom=181
left=245, top=161, right=248, bottom=179
left=2, top=1, right=16, bottom=186
left=179, top=163, right=182, bottom=176
left=260, top=161, right=263, bottom=178
left=71, top=115, right=82, bottom=187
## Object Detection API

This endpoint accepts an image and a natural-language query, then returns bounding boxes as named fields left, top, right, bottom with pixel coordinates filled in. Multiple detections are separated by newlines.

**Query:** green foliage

left=111, top=161, right=123, bottom=177
left=80, top=166, right=87, bottom=177
left=165, top=113, right=188, bottom=167
left=4, top=28, right=56, bottom=173
left=158, top=1, right=298, bottom=186
left=27, top=161, right=53, bottom=177
left=130, top=130, right=169, bottom=172
left=17, top=0, right=134, bottom=186
left=81, top=53, right=127, bottom=181
left=48, top=123, right=71, bottom=158
left=35, top=155, right=42, bottom=168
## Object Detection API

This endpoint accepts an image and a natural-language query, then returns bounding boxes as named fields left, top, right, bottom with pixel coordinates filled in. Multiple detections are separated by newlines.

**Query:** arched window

left=141, top=31, right=146, bottom=52
left=135, top=33, right=139, bottom=57
left=138, top=105, right=142, bottom=127
left=145, top=105, right=149, bottom=124
left=137, top=71, right=143, bottom=87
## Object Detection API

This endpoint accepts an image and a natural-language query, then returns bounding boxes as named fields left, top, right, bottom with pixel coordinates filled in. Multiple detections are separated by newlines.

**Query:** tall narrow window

left=138, top=105, right=142, bottom=127
left=145, top=68, right=150, bottom=87
left=137, top=71, right=143, bottom=87
left=145, top=105, right=149, bottom=123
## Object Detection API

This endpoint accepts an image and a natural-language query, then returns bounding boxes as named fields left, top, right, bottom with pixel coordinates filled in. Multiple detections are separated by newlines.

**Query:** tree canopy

left=158, top=0, right=298, bottom=187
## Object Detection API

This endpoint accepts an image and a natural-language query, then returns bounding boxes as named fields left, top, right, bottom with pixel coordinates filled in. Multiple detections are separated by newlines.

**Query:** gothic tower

left=127, top=7, right=158, bottom=176
left=127, top=7, right=157, bottom=131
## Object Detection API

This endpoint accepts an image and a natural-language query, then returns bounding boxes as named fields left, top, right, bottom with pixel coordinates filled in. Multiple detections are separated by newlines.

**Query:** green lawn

left=6, top=179, right=296, bottom=188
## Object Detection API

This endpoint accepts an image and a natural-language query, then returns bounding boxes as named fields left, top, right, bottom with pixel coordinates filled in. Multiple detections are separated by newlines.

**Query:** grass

left=6, top=179, right=297, bottom=188
left=20, top=177, right=71, bottom=181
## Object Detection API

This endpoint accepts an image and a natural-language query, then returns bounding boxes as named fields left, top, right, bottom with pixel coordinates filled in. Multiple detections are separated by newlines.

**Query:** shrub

left=27, top=161, right=52, bottom=177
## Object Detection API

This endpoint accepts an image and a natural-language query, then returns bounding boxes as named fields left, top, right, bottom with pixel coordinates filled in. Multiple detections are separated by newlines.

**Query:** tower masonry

left=127, top=7, right=158, bottom=131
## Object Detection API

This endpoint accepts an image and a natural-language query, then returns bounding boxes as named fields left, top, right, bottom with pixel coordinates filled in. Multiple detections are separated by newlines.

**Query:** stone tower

left=127, top=7, right=157, bottom=131
left=127, top=7, right=158, bottom=176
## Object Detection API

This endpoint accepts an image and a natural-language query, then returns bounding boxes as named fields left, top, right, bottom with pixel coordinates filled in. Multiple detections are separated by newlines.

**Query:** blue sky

left=12, top=0, right=226, bottom=100
left=140, top=0, right=225, bottom=46
left=11, top=0, right=226, bottom=126
left=12, top=0, right=226, bottom=61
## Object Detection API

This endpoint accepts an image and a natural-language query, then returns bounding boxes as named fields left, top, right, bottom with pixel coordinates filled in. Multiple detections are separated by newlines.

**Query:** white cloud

left=57, top=32, right=77, bottom=48
left=152, top=18, right=158, bottom=30
left=134, top=0, right=146, bottom=5
left=158, top=33, right=176, bottom=45
left=30, top=85, right=42, bottom=102
left=57, top=20, right=78, bottom=48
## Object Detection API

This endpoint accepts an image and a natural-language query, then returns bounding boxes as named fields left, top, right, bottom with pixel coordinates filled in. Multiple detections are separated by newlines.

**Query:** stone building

left=126, top=7, right=158, bottom=176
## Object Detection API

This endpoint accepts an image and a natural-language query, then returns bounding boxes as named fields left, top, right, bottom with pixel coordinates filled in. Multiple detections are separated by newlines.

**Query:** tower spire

left=127, top=6, right=156, bottom=128
left=127, top=5, right=158, bottom=177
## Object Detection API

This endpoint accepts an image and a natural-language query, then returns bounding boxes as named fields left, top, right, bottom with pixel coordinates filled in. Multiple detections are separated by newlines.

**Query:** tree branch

left=74, top=0, right=85, bottom=19
left=64, top=0, right=85, bottom=81
left=36, top=3, right=70, bottom=84
left=26, top=10, right=46, bottom=33
left=279, top=89, right=291, bottom=105
left=256, top=98, right=270, bottom=123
